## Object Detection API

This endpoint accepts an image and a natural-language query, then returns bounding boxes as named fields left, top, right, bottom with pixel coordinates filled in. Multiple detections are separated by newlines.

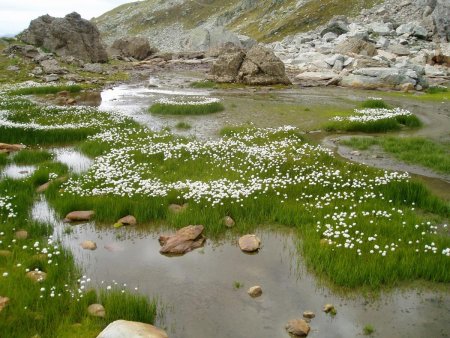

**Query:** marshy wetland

left=0, top=71, right=449, bottom=338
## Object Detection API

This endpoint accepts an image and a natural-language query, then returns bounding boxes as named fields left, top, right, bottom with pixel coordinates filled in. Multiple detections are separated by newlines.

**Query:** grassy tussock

left=149, top=102, right=225, bottom=115
left=12, top=150, right=53, bottom=165
left=324, top=114, right=421, bottom=133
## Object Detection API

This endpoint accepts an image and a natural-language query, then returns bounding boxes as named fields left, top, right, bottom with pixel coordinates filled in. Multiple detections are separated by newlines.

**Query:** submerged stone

left=80, top=240, right=97, bottom=250
left=286, top=319, right=311, bottom=337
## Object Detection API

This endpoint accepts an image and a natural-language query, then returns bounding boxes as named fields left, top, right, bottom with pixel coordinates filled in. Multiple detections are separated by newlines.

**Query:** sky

left=0, top=0, right=138, bottom=36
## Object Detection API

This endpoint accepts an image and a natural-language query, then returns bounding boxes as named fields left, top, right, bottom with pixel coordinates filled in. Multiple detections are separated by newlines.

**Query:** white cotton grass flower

left=332, top=108, right=413, bottom=123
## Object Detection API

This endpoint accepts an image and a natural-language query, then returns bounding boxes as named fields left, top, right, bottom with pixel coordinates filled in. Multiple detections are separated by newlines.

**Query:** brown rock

left=238, top=234, right=261, bottom=252
left=0, top=143, right=26, bottom=152
left=63, top=210, right=95, bottom=222
left=66, top=98, right=77, bottom=105
left=323, top=303, right=335, bottom=313
left=87, top=303, right=105, bottom=317
left=0, top=296, right=10, bottom=313
left=247, top=286, right=262, bottom=298
left=80, top=240, right=97, bottom=250
left=117, top=215, right=137, bottom=226
left=26, top=270, right=47, bottom=282
left=303, top=311, right=315, bottom=319
left=96, top=320, right=168, bottom=338
left=286, top=319, right=311, bottom=337
left=109, top=37, right=156, bottom=60
left=222, top=216, right=235, bottom=228
left=159, top=225, right=206, bottom=255
left=15, top=230, right=28, bottom=240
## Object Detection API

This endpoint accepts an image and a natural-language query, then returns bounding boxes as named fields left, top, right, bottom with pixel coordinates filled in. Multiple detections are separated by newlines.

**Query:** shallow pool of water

left=1, top=164, right=36, bottom=179
left=31, top=198, right=450, bottom=338
left=51, top=148, right=93, bottom=174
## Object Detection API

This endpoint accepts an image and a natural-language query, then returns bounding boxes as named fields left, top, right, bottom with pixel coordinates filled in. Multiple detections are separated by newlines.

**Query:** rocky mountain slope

left=94, top=0, right=382, bottom=51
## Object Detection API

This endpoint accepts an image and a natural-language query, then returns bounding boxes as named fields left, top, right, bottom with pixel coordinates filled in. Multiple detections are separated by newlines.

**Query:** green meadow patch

left=342, top=136, right=450, bottom=175
left=7, top=85, right=83, bottom=96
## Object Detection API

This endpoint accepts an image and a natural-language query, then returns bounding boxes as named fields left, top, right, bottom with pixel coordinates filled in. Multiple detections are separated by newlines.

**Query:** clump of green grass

left=360, top=99, right=391, bottom=109
left=342, top=137, right=450, bottom=175
left=149, top=102, right=224, bottom=115
left=363, top=324, right=375, bottom=335
left=341, top=137, right=379, bottom=150
left=324, top=114, right=421, bottom=133
left=8, top=85, right=83, bottom=96
left=425, top=86, right=448, bottom=94
left=190, top=80, right=217, bottom=89
left=233, top=281, right=244, bottom=289
left=13, top=150, right=53, bottom=165
left=175, top=121, right=192, bottom=130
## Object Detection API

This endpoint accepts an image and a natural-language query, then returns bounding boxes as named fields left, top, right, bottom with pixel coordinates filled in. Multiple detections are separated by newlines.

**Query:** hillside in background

left=94, top=0, right=381, bottom=51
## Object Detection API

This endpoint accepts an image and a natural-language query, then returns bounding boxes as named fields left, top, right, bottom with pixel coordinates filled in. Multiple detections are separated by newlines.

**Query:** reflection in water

left=31, top=197, right=450, bottom=338
left=1, top=164, right=36, bottom=179
left=51, top=148, right=93, bottom=174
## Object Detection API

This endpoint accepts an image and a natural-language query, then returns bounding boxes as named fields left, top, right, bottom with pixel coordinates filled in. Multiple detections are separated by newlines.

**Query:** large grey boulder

left=109, top=37, right=155, bottom=60
left=210, top=45, right=291, bottom=85
left=20, top=12, right=108, bottom=63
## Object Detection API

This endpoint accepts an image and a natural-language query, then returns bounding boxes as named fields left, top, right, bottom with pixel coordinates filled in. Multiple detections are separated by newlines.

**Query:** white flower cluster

left=0, top=92, right=126, bottom=131
left=0, top=196, right=17, bottom=220
left=332, top=108, right=413, bottom=123
left=154, top=96, right=221, bottom=105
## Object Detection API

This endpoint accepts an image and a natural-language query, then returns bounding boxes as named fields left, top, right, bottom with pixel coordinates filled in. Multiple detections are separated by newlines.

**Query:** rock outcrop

left=159, top=225, right=206, bottom=255
left=210, top=45, right=291, bottom=85
left=109, top=37, right=155, bottom=60
left=20, top=12, right=108, bottom=63
left=96, top=320, right=168, bottom=338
